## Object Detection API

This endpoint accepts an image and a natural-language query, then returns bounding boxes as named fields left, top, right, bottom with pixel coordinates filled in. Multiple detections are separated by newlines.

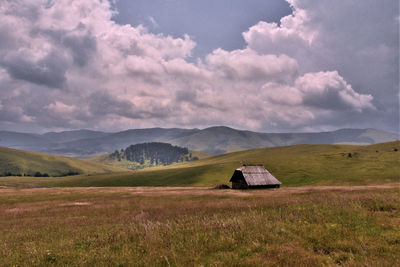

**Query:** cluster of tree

left=109, top=142, right=198, bottom=166
left=61, top=171, right=80, bottom=176
left=33, top=172, right=49, bottom=177
left=1, top=170, right=80, bottom=177
left=2, top=172, right=24, bottom=177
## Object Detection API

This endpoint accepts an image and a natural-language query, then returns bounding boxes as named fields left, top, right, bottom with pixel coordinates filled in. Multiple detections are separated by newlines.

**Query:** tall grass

left=0, top=187, right=399, bottom=266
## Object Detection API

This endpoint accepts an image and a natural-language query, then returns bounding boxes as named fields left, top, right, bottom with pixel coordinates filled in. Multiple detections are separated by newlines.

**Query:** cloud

left=262, top=71, right=374, bottom=111
left=243, top=7, right=315, bottom=55
left=295, top=71, right=374, bottom=112
left=206, top=48, right=298, bottom=83
left=47, top=101, right=76, bottom=114
left=61, top=30, right=97, bottom=67
left=244, top=0, right=399, bottom=100
left=148, top=16, right=160, bottom=29
left=0, top=0, right=394, bottom=133
left=87, top=90, right=146, bottom=119
left=1, top=51, right=68, bottom=89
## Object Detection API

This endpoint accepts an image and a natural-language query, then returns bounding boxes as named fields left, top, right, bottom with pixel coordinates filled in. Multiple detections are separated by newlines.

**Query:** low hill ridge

left=0, top=127, right=398, bottom=157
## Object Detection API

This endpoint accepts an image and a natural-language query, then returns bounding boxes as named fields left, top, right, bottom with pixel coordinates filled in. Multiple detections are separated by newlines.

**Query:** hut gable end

left=229, top=165, right=281, bottom=189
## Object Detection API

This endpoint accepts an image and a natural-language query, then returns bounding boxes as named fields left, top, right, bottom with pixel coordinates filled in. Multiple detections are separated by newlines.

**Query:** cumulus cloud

left=0, top=0, right=395, bottom=133
left=244, top=0, right=398, bottom=100
left=262, top=71, right=374, bottom=111
left=243, top=6, right=315, bottom=55
left=295, top=71, right=374, bottom=112
left=206, top=48, right=298, bottom=83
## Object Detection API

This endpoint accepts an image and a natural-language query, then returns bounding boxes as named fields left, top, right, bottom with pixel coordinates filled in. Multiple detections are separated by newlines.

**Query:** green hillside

left=1, top=142, right=398, bottom=187
left=0, top=147, right=124, bottom=177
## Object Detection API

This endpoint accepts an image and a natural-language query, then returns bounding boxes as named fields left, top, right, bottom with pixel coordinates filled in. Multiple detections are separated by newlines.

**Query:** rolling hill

left=42, top=129, right=109, bottom=143
left=0, top=131, right=50, bottom=151
left=0, top=147, right=124, bottom=177
left=0, top=127, right=398, bottom=157
left=1, top=141, right=399, bottom=187
left=169, top=127, right=400, bottom=153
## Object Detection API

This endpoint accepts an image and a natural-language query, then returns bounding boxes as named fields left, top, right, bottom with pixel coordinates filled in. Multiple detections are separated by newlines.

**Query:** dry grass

left=1, top=185, right=399, bottom=266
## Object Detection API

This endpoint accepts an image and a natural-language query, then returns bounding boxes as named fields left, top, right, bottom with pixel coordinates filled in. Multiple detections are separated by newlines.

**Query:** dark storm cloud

left=34, top=25, right=98, bottom=67
left=0, top=25, right=17, bottom=50
left=176, top=89, right=197, bottom=102
left=0, top=18, right=97, bottom=89
left=175, top=88, right=222, bottom=111
left=1, top=51, right=68, bottom=89
left=62, top=34, right=97, bottom=67
left=302, top=89, right=355, bottom=111
left=87, top=91, right=171, bottom=121
left=88, top=91, right=146, bottom=119
left=4, top=1, right=41, bottom=22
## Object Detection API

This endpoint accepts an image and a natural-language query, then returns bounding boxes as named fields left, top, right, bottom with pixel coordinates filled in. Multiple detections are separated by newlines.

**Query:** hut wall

left=232, top=180, right=248, bottom=189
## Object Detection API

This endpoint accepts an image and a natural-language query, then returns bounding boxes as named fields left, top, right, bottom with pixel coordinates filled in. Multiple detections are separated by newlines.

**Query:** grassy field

left=1, top=142, right=398, bottom=187
left=0, top=185, right=399, bottom=266
left=0, top=147, right=124, bottom=177
left=1, top=142, right=399, bottom=265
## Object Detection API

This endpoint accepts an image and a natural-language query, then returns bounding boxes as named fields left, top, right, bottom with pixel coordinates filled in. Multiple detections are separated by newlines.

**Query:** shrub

left=214, top=184, right=230, bottom=189
left=32, top=172, right=50, bottom=177
left=62, top=171, right=80, bottom=176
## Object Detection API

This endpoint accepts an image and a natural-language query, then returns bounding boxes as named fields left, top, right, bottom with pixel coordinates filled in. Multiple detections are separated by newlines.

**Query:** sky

left=0, top=0, right=399, bottom=133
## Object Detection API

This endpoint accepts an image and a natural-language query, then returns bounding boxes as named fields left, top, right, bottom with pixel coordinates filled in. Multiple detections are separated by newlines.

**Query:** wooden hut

left=229, top=165, right=281, bottom=189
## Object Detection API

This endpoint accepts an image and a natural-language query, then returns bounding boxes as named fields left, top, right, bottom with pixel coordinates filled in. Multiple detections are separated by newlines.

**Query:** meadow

left=1, top=141, right=399, bottom=188
left=1, top=142, right=399, bottom=265
left=1, top=185, right=399, bottom=266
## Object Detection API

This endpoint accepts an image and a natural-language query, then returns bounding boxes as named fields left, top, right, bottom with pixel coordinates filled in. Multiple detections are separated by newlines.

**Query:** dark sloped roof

left=233, top=165, right=281, bottom=186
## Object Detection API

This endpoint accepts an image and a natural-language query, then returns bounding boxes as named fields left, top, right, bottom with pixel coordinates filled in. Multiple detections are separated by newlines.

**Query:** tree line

left=109, top=142, right=198, bottom=166
left=1, top=170, right=80, bottom=177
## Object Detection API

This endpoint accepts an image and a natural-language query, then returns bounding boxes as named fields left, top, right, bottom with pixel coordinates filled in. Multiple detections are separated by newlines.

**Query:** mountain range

left=0, top=126, right=398, bottom=157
